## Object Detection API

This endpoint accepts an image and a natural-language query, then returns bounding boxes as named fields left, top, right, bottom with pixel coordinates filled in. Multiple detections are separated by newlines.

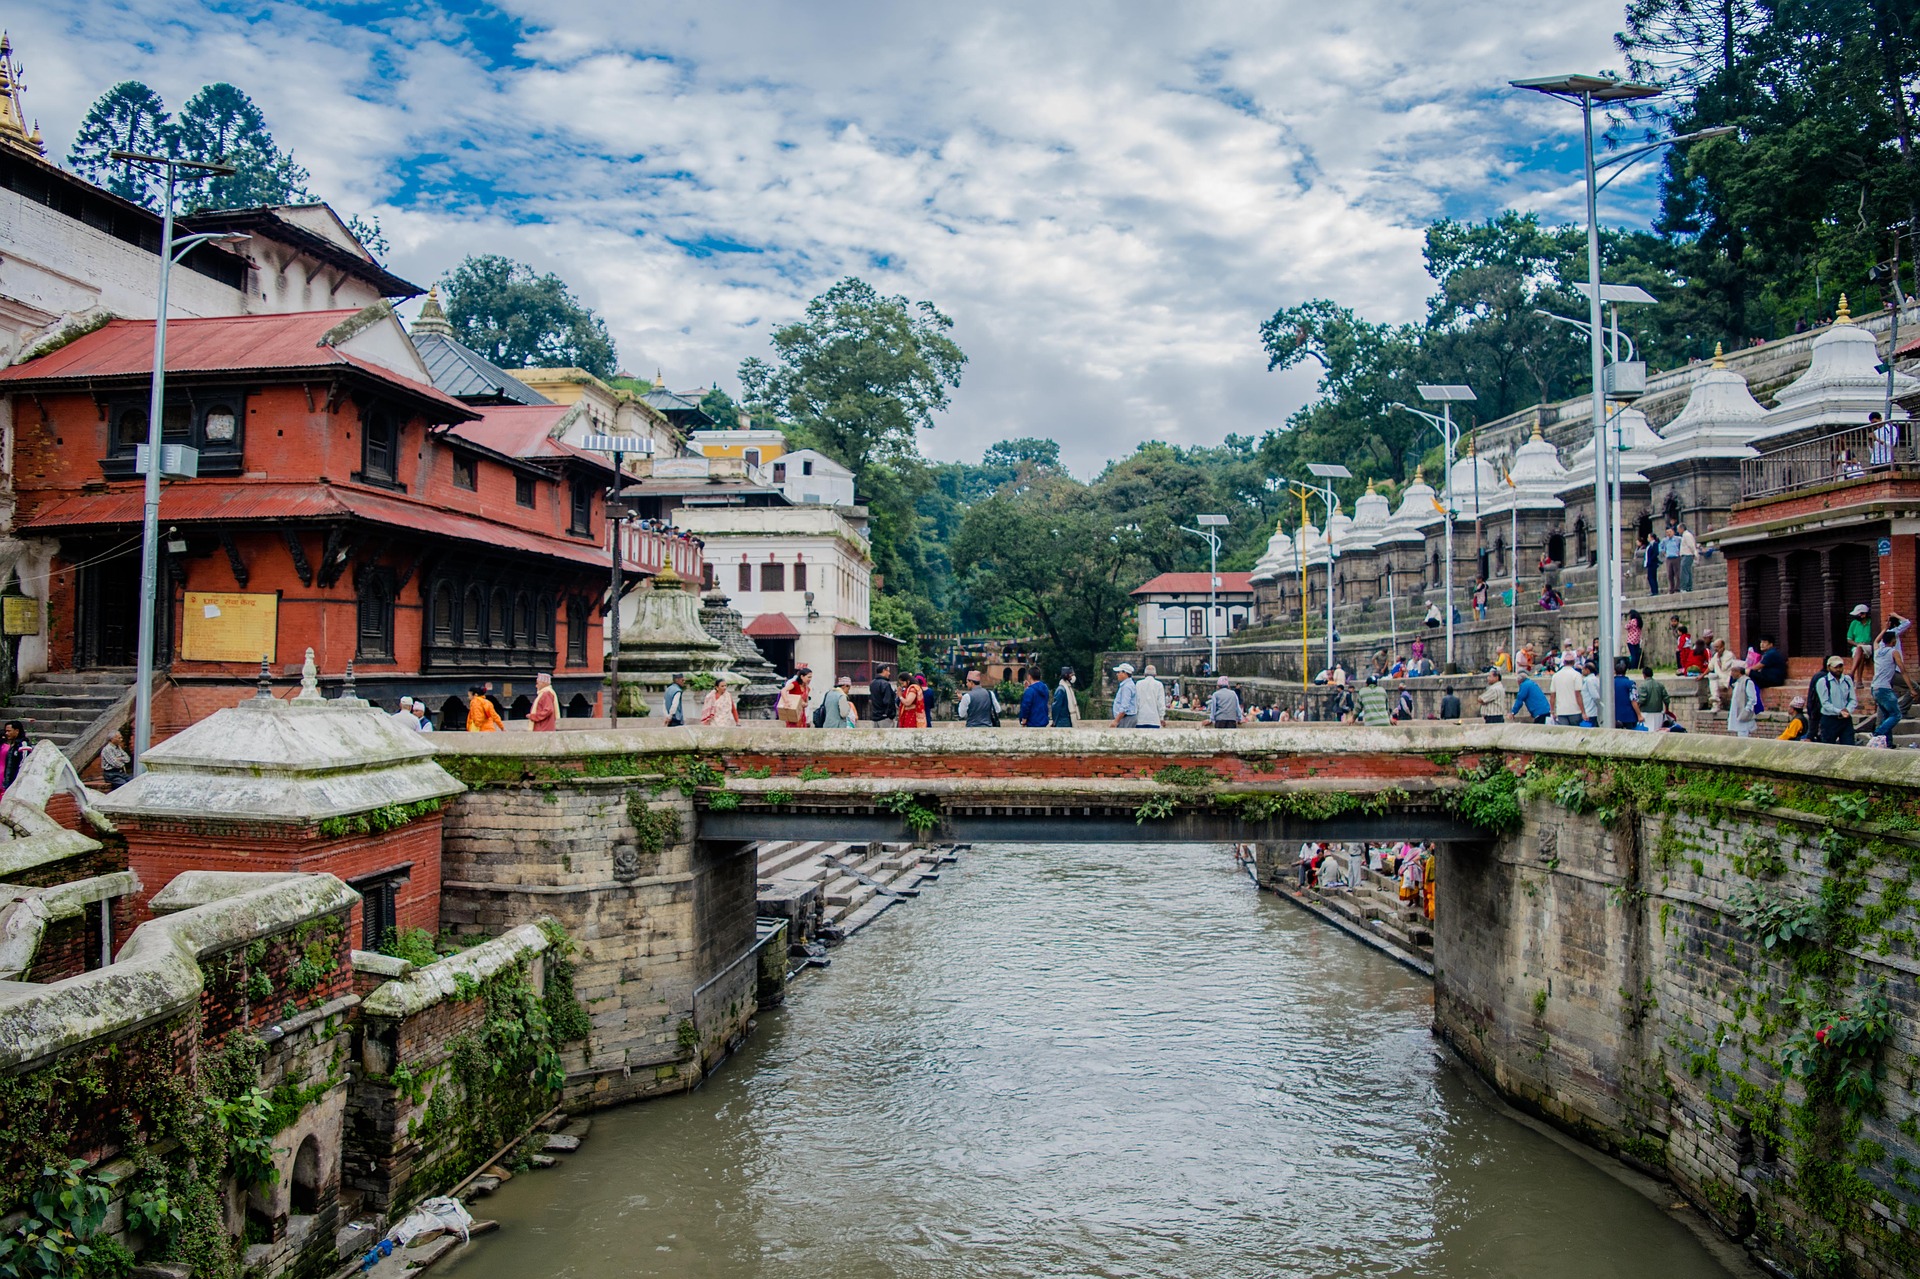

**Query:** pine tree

left=173, top=83, right=312, bottom=209
left=66, top=81, right=170, bottom=209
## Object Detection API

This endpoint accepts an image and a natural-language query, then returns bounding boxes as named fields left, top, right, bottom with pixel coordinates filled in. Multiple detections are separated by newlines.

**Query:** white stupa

left=1654, top=343, right=1765, bottom=463
left=1757, top=295, right=1916, bottom=443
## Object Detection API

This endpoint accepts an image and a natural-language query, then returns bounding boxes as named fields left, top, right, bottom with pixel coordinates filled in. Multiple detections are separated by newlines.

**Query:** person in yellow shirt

left=466, top=684, right=504, bottom=732
left=1777, top=696, right=1810, bottom=741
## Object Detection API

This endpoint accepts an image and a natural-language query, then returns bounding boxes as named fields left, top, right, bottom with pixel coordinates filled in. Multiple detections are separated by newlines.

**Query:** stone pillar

left=96, top=661, right=464, bottom=940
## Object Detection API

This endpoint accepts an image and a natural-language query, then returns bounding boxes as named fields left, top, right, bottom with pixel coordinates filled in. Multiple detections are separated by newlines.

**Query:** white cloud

left=14, top=0, right=1627, bottom=474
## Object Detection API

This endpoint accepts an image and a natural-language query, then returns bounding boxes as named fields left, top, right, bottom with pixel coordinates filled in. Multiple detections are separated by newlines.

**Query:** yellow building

left=691, top=422, right=788, bottom=467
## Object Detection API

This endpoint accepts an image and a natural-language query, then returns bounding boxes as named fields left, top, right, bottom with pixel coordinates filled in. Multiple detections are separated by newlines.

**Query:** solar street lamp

left=1389, top=385, right=1476, bottom=669
left=1182, top=513, right=1230, bottom=672
left=581, top=432, right=655, bottom=728
left=1294, top=465, right=1350, bottom=677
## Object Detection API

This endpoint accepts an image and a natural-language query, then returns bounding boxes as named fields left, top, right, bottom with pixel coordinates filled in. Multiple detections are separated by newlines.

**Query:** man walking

left=1727, top=660, right=1759, bottom=737
left=1205, top=675, right=1243, bottom=728
left=1357, top=675, right=1391, bottom=726
left=529, top=673, right=560, bottom=733
left=869, top=664, right=900, bottom=728
left=1677, top=522, right=1697, bottom=592
left=663, top=673, right=687, bottom=727
left=1872, top=614, right=1912, bottom=743
left=1110, top=662, right=1140, bottom=728
left=1135, top=664, right=1168, bottom=728
left=1052, top=666, right=1078, bottom=727
left=1813, top=655, right=1857, bottom=745
left=1018, top=668, right=1051, bottom=727
left=960, top=670, right=998, bottom=728
left=822, top=674, right=860, bottom=728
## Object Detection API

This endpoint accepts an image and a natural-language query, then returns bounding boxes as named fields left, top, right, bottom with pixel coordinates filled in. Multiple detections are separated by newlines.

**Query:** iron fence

left=1740, top=422, right=1920, bottom=501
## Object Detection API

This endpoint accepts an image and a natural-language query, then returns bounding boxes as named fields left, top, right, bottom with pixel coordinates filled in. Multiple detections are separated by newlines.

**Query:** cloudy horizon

left=17, top=1, right=1653, bottom=476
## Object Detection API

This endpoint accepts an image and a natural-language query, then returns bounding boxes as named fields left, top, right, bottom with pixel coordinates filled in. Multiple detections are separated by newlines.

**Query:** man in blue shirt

left=1612, top=658, right=1642, bottom=728
left=1509, top=673, right=1551, bottom=722
left=1110, top=662, right=1139, bottom=727
left=1018, top=669, right=1051, bottom=726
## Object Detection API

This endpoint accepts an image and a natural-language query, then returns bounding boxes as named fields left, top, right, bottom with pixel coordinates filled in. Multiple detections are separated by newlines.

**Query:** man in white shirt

left=391, top=697, right=419, bottom=730
left=1677, top=523, right=1698, bottom=592
left=1550, top=659, right=1584, bottom=726
left=1580, top=661, right=1604, bottom=727
left=1134, top=664, right=1169, bottom=728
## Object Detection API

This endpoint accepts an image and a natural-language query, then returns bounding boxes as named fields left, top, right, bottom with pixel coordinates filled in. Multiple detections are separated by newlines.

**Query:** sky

left=17, top=0, right=1655, bottom=476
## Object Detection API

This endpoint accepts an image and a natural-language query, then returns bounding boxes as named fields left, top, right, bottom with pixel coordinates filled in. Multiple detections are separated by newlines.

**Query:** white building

left=769, top=449, right=856, bottom=508
left=671, top=504, right=890, bottom=682
left=1131, top=572, right=1255, bottom=648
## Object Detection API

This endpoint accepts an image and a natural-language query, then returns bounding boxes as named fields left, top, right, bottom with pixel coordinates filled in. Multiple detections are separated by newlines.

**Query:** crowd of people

left=1294, top=839, right=1437, bottom=920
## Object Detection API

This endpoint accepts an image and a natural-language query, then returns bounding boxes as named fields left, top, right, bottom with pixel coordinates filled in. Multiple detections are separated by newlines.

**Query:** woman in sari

left=897, top=675, right=926, bottom=727
left=780, top=670, right=812, bottom=728
left=701, top=675, right=740, bottom=726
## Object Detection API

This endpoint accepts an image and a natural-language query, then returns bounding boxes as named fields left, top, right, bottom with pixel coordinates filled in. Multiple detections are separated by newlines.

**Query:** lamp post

left=1509, top=72, right=1731, bottom=726
left=1389, top=385, right=1475, bottom=670
left=110, top=150, right=241, bottom=771
left=581, top=433, right=656, bottom=727
left=1181, top=514, right=1230, bottom=673
left=1292, top=465, right=1351, bottom=678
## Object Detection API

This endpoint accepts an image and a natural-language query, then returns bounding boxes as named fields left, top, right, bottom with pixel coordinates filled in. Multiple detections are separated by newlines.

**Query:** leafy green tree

left=439, top=255, right=618, bottom=378
left=698, top=384, right=739, bottom=427
left=173, top=82, right=313, bottom=209
left=868, top=592, right=925, bottom=675
left=67, top=81, right=170, bottom=208
left=737, top=277, right=966, bottom=476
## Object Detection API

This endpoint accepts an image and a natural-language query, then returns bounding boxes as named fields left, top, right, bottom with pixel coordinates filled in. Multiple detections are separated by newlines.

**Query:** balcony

left=1740, top=423, right=1918, bottom=502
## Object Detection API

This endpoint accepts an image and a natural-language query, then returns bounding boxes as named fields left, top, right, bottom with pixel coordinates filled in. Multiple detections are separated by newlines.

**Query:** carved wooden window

left=566, top=596, right=588, bottom=667
left=760, top=562, right=785, bottom=592
left=516, top=475, right=536, bottom=508
left=737, top=562, right=752, bottom=593
left=356, top=569, right=395, bottom=662
left=793, top=559, right=808, bottom=592
left=453, top=454, right=477, bottom=491
left=362, top=409, right=398, bottom=484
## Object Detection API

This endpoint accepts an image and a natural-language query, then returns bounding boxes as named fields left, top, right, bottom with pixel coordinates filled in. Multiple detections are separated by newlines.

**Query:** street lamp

left=111, top=150, right=243, bottom=772
left=1388, top=385, right=1476, bottom=670
left=1292, top=465, right=1350, bottom=678
left=1182, top=513, right=1230, bottom=673
left=1509, top=72, right=1730, bottom=727
left=581, top=432, right=656, bottom=728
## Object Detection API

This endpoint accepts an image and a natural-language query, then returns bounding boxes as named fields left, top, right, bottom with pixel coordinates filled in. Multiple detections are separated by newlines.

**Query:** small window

left=536, top=594, right=555, bottom=647
left=745, top=448, right=761, bottom=466
left=462, top=585, right=485, bottom=644
left=737, top=562, right=752, bottom=593
left=802, top=459, right=813, bottom=476
left=161, top=402, right=191, bottom=439
left=490, top=587, right=510, bottom=648
left=431, top=582, right=454, bottom=642
left=362, top=879, right=397, bottom=949
left=357, top=571, right=395, bottom=662
left=793, top=560, right=808, bottom=592
left=703, top=564, right=716, bottom=590
left=569, top=480, right=593, bottom=536
left=566, top=597, right=588, bottom=666
left=772, top=463, right=786, bottom=482
left=761, top=562, right=786, bottom=592
left=516, top=475, right=536, bottom=508
left=202, top=403, right=238, bottom=443
left=115, top=407, right=147, bottom=448
left=363, top=410, right=398, bottom=483
left=1189, top=607, right=1205, bottom=636
left=453, top=454, right=477, bottom=491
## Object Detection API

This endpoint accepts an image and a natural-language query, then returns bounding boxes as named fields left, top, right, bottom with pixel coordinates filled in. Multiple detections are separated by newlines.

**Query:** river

left=440, top=843, right=1739, bottom=1279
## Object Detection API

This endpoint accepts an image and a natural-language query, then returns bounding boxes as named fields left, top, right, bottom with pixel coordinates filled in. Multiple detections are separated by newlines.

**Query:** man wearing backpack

left=1812, top=655, right=1857, bottom=745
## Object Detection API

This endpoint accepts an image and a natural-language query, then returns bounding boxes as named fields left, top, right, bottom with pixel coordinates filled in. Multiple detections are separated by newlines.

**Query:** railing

left=621, top=526, right=705, bottom=580
left=1740, top=422, right=1920, bottom=501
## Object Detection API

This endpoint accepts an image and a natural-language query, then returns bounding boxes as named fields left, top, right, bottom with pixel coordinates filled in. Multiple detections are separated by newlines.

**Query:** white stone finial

left=294, top=648, right=322, bottom=702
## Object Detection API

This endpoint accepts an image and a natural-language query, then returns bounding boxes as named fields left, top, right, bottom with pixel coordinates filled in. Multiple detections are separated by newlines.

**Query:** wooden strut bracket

left=316, top=526, right=356, bottom=589
left=219, top=530, right=248, bottom=589
left=283, top=529, right=313, bottom=587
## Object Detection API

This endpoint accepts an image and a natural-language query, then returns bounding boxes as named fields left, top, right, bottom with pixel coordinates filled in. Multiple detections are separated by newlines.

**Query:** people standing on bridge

left=1812, top=656, right=1857, bottom=745
left=1206, top=676, right=1243, bottom=728
left=1135, top=664, right=1168, bottom=728
left=1726, top=661, right=1759, bottom=737
left=466, top=685, right=503, bottom=732
left=1579, top=661, right=1604, bottom=728
left=1478, top=671, right=1505, bottom=723
left=529, top=673, right=561, bottom=733
left=898, top=675, right=927, bottom=728
left=822, top=675, right=859, bottom=728
left=1550, top=658, right=1582, bottom=726
left=960, top=670, right=999, bottom=727
left=1018, top=668, right=1051, bottom=727
left=778, top=667, right=812, bottom=728
left=869, top=665, right=900, bottom=728
left=1110, top=663, right=1140, bottom=728
left=1053, top=667, right=1078, bottom=727
left=1508, top=671, right=1549, bottom=723
left=1611, top=659, right=1643, bottom=729
left=1439, top=686, right=1461, bottom=720
left=664, top=673, right=688, bottom=727
left=1871, top=614, right=1912, bottom=744
left=1637, top=667, right=1669, bottom=725
left=1357, top=675, right=1390, bottom=727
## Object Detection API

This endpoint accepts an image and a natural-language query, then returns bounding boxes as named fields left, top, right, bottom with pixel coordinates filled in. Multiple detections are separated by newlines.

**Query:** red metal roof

left=743, top=613, right=800, bottom=639
left=16, top=480, right=631, bottom=572
left=1130, top=572, right=1256, bottom=597
left=0, top=312, right=475, bottom=420
left=448, top=405, right=618, bottom=475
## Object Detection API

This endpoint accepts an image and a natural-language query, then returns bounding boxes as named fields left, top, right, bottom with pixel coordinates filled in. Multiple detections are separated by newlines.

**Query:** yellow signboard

left=1, top=594, right=39, bottom=637
left=180, top=592, right=279, bottom=664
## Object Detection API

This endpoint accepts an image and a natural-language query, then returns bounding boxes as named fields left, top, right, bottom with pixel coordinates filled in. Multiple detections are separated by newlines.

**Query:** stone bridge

left=432, top=725, right=1920, bottom=1279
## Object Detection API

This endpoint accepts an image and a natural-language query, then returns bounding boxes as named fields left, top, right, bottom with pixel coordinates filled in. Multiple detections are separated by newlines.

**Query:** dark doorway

left=566, top=693, right=592, bottom=718
left=754, top=637, right=797, bottom=676
left=75, top=546, right=145, bottom=668
left=290, top=1136, right=322, bottom=1216
left=439, top=696, right=467, bottom=730
left=1546, top=532, right=1565, bottom=566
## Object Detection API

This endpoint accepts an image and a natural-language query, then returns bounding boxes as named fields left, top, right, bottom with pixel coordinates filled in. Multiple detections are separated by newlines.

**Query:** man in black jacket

left=869, top=665, right=900, bottom=727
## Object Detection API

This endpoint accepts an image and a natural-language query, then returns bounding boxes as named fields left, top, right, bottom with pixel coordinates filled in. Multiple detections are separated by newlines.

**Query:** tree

left=439, top=255, right=618, bottom=378
left=698, top=385, right=739, bottom=428
left=737, top=277, right=966, bottom=477
left=173, top=83, right=312, bottom=209
left=868, top=592, right=925, bottom=675
left=67, top=81, right=170, bottom=209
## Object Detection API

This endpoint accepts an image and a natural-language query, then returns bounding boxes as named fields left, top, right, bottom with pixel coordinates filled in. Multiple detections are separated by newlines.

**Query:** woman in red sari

left=897, top=675, right=926, bottom=728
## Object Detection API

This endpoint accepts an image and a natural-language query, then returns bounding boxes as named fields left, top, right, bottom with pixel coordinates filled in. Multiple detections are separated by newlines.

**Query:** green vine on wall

left=316, top=798, right=442, bottom=840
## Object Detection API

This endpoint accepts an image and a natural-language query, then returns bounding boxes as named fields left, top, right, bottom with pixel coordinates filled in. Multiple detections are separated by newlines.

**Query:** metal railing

left=1740, top=422, right=1920, bottom=501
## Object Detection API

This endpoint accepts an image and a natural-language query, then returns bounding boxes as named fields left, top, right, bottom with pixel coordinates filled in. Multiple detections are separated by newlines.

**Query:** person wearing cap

left=1134, top=663, right=1168, bottom=729
left=959, top=670, right=998, bottom=728
left=1110, top=662, right=1139, bottom=728
left=1205, top=675, right=1243, bottom=728
left=1727, top=660, right=1759, bottom=736
left=1846, top=604, right=1874, bottom=678
left=1706, top=637, right=1734, bottom=712
left=391, top=697, right=418, bottom=731
left=529, top=673, right=561, bottom=733
left=1778, top=696, right=1811, bottom=741
left=1549, top=654, right=1583, bottom=726
left=663, top=672, right=687, bottom=727
left=822, top=674, right=859, bottom=728
left=1812, top=655, right=1858, bottom=745
left=1052, top=666, right=1077, bottom=727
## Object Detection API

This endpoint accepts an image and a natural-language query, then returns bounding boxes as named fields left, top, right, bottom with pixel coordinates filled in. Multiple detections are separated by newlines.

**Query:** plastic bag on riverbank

left=390, top=1197, right=475, bottom=1247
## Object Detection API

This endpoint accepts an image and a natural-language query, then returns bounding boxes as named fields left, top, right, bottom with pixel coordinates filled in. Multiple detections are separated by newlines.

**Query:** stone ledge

left=360, top=920, right=555, bottom=1020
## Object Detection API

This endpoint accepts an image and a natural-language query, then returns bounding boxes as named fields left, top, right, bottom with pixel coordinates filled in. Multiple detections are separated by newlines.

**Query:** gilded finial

left=1414, top=465, right=1425, bottom=483
left=1365, top=477, right=1376, bottom=494
left=1530, top=423, right=1545, bottom=442
left=409, top=284, right=453, bottom=338
left=1712, top=341, right=1725, bottom=370
left=1836, top=294, right=1854, bottom=325
left=0, top=33, right=43, bottom=158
